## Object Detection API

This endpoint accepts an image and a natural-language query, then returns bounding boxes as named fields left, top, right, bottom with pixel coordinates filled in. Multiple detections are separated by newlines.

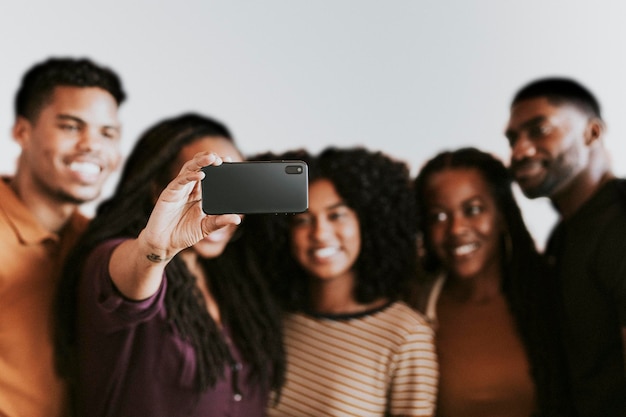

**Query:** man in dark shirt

left=504, top=77, right=626, bottom=416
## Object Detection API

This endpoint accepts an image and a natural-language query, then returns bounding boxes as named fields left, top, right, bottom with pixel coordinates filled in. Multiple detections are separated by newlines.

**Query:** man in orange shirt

left=0, top=57, right=125, bottom=417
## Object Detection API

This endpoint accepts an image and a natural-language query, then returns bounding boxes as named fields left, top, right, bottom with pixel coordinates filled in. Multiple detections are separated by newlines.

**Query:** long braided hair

left=414, top=147, right=572, bottom=416
left=54, top=113, right=285, bottom=394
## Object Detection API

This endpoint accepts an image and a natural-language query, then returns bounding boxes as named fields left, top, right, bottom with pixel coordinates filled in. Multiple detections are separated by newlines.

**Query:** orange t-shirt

left=427, top=276, right=536, bottom=417
left=0, top=179, right=88, bottom=417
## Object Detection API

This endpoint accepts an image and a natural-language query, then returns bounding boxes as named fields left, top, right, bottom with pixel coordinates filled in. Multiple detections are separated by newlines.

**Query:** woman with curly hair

left=247, top=146, right=438, bottom=417
left=412, top=147, right=572, bottom=417
left=53, top=113, right=285, bottom=417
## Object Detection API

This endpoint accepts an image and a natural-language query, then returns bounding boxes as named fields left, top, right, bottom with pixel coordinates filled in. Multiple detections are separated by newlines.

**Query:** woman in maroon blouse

left=54, top=113, right=285, bottom=417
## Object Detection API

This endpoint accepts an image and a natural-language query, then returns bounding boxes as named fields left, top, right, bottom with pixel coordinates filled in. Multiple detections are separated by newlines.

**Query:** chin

left=307, top=265, right=350, bottom=281
left=520, top=184, right=549, bottom=199
left=57, top=190, right=100, bottom=205
left=449, top=264, right=482, bottom=281
left=64, top=182, right=108, bottom=202
left=517, top=175, right=552, bottom=199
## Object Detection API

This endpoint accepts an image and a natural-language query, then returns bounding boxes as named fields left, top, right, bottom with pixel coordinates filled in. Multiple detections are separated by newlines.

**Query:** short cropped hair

left=511, top=77, right=601, bottom=119
left=15, top=57, right=126, bottom=122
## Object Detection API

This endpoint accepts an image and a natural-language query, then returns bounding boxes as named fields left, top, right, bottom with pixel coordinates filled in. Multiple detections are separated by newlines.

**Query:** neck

left=445, top=264, right=502, bottom=304
left=308, top=273, right=387, bottom=315
left=8, top=174, right=78, bottom=234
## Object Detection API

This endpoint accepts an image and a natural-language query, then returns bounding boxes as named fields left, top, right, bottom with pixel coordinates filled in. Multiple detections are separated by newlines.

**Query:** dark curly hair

left=54, top=113, right=285, bottom=397
left=414, top=147, right=573, bottom=416
left=245, top=146, right=418, bottom=311
left=15, top=57, right=126, bottom=122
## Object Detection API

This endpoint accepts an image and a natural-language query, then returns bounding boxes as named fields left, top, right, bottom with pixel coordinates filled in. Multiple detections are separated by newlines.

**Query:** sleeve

left=78, top=238, right=167, bottom=332
left=388, top=316, right=439, bottom=417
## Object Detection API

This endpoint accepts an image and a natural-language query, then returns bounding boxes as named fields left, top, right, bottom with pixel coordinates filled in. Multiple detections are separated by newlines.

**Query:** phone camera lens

left=286, top=165, right=303, bottom=175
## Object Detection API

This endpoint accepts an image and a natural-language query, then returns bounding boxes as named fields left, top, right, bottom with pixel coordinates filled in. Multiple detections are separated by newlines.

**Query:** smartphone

left=201, top=160, right=308, bottom=214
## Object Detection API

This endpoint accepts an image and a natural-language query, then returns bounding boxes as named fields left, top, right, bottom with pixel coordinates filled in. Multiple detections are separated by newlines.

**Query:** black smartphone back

left=201, top=160, right=308, bottom=214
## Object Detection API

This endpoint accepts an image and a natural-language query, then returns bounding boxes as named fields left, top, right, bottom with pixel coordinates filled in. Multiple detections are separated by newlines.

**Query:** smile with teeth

left=312, top=246, right=339, bottom=259
left=452, top=243, right=478, bottom=256
left=69, top=161, right=101, bottom=175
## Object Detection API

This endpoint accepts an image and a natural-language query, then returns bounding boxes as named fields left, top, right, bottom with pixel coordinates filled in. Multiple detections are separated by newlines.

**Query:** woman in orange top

left=412, top=147, right=571, bottom=417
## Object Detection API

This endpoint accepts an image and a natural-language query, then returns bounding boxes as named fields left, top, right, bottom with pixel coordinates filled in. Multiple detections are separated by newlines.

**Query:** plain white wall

left=1, top=0, right=625, bottom=248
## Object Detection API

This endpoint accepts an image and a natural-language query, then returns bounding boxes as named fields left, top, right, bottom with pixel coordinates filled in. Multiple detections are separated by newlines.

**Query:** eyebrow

left=56, top=114, right=121, bottom=132
left=325, top=201, right=348, bottom=211
left=519, top=115, right=547, bottom=129
left=464, top=196, right=486, bottom=205
left=56, top=114, right=84, bottom=124
left=298, top=201, right=347, bottom=216
left=427, top=195, right=484, bottom=209
left=505, top=115, right=546, bottom=139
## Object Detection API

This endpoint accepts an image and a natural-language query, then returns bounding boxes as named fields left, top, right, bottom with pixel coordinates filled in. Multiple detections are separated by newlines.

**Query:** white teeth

left=454, top=243, right=477, bottom=256
left=314, top=247, right=339, bottom=258
left=70, top=161, right=100, bottom=175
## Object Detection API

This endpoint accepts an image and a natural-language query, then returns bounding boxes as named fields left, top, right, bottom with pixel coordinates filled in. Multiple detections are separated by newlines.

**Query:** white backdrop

left=2, top=0, right=625, bottom=248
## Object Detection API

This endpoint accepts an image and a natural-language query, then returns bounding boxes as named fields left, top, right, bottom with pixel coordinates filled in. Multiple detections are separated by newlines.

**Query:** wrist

left=146, top=253, right=173, bottom=263
left=138, top=229, right=174, bottom=264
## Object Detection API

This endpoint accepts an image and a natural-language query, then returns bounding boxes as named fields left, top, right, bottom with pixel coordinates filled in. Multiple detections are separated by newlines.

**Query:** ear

left=584, top=117, right=605, bottom=146
left=12, top=116, right=32, bottom=150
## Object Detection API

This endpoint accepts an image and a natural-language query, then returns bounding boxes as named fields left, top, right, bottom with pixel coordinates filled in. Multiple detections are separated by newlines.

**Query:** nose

left=447, top=213, right=468, bottom=236
left=511, top=134, right=536, bottom=162
left=76, top=128, right=102, bottom=152
left=310, top=217, right=332, bottom=241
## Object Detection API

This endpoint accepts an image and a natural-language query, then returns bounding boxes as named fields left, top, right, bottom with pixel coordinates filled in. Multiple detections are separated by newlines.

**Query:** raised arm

left=109, top=152, right=241, bottom=300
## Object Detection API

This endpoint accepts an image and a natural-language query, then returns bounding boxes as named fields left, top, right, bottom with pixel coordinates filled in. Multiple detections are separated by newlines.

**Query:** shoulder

left=590, top=180, right=626, bottom=245
left=614, top=177, right=626, bottom=192
left=376, top=301, right=435, bottom=340
left=386, top=301, right=429, bottom=323
left=565, top=179, right=626, bottom=244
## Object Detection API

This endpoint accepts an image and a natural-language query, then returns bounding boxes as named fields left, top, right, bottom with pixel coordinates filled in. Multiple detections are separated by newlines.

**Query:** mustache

left=510, top=157, right=545, bottom=171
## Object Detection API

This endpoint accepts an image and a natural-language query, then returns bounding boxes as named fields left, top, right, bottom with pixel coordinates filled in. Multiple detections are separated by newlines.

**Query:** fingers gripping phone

left=201, top=161, right=309, bottom=214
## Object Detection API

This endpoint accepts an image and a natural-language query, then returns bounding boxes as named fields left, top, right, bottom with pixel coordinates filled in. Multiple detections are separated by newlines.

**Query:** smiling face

left=423, top=168, right=503, bottom=281
left=172, top=136, right=243, bottom=259
left=13, top=86, right=122, bottom=204
left=505, top=97, right=593, bottom=199
left=290, top=178, right=361, bottom=283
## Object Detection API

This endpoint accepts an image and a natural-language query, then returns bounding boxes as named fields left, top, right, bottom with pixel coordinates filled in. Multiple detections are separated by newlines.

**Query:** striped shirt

left=267, top=301, right=438, bottom=417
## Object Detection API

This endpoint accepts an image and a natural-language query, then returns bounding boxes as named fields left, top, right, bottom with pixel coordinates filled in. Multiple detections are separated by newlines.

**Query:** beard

left=518, top=143, right=582, bottom=199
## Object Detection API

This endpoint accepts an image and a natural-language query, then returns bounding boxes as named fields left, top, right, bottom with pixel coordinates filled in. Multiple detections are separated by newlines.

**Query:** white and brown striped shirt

left=267, top=301, right=438, bottom=417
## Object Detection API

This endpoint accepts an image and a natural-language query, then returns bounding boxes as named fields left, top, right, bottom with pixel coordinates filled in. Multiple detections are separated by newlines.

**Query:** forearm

left=109, top=231, right=171, bottom=300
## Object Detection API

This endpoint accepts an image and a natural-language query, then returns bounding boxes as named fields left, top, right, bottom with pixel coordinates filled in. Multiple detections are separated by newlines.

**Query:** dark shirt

left=76, top=239, right=269, bottom=417
left=545, top=179, right=626, bottom=417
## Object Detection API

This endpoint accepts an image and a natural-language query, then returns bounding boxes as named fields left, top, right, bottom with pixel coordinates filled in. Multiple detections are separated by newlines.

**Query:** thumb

left=201, top=214, right=242, bottom=236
